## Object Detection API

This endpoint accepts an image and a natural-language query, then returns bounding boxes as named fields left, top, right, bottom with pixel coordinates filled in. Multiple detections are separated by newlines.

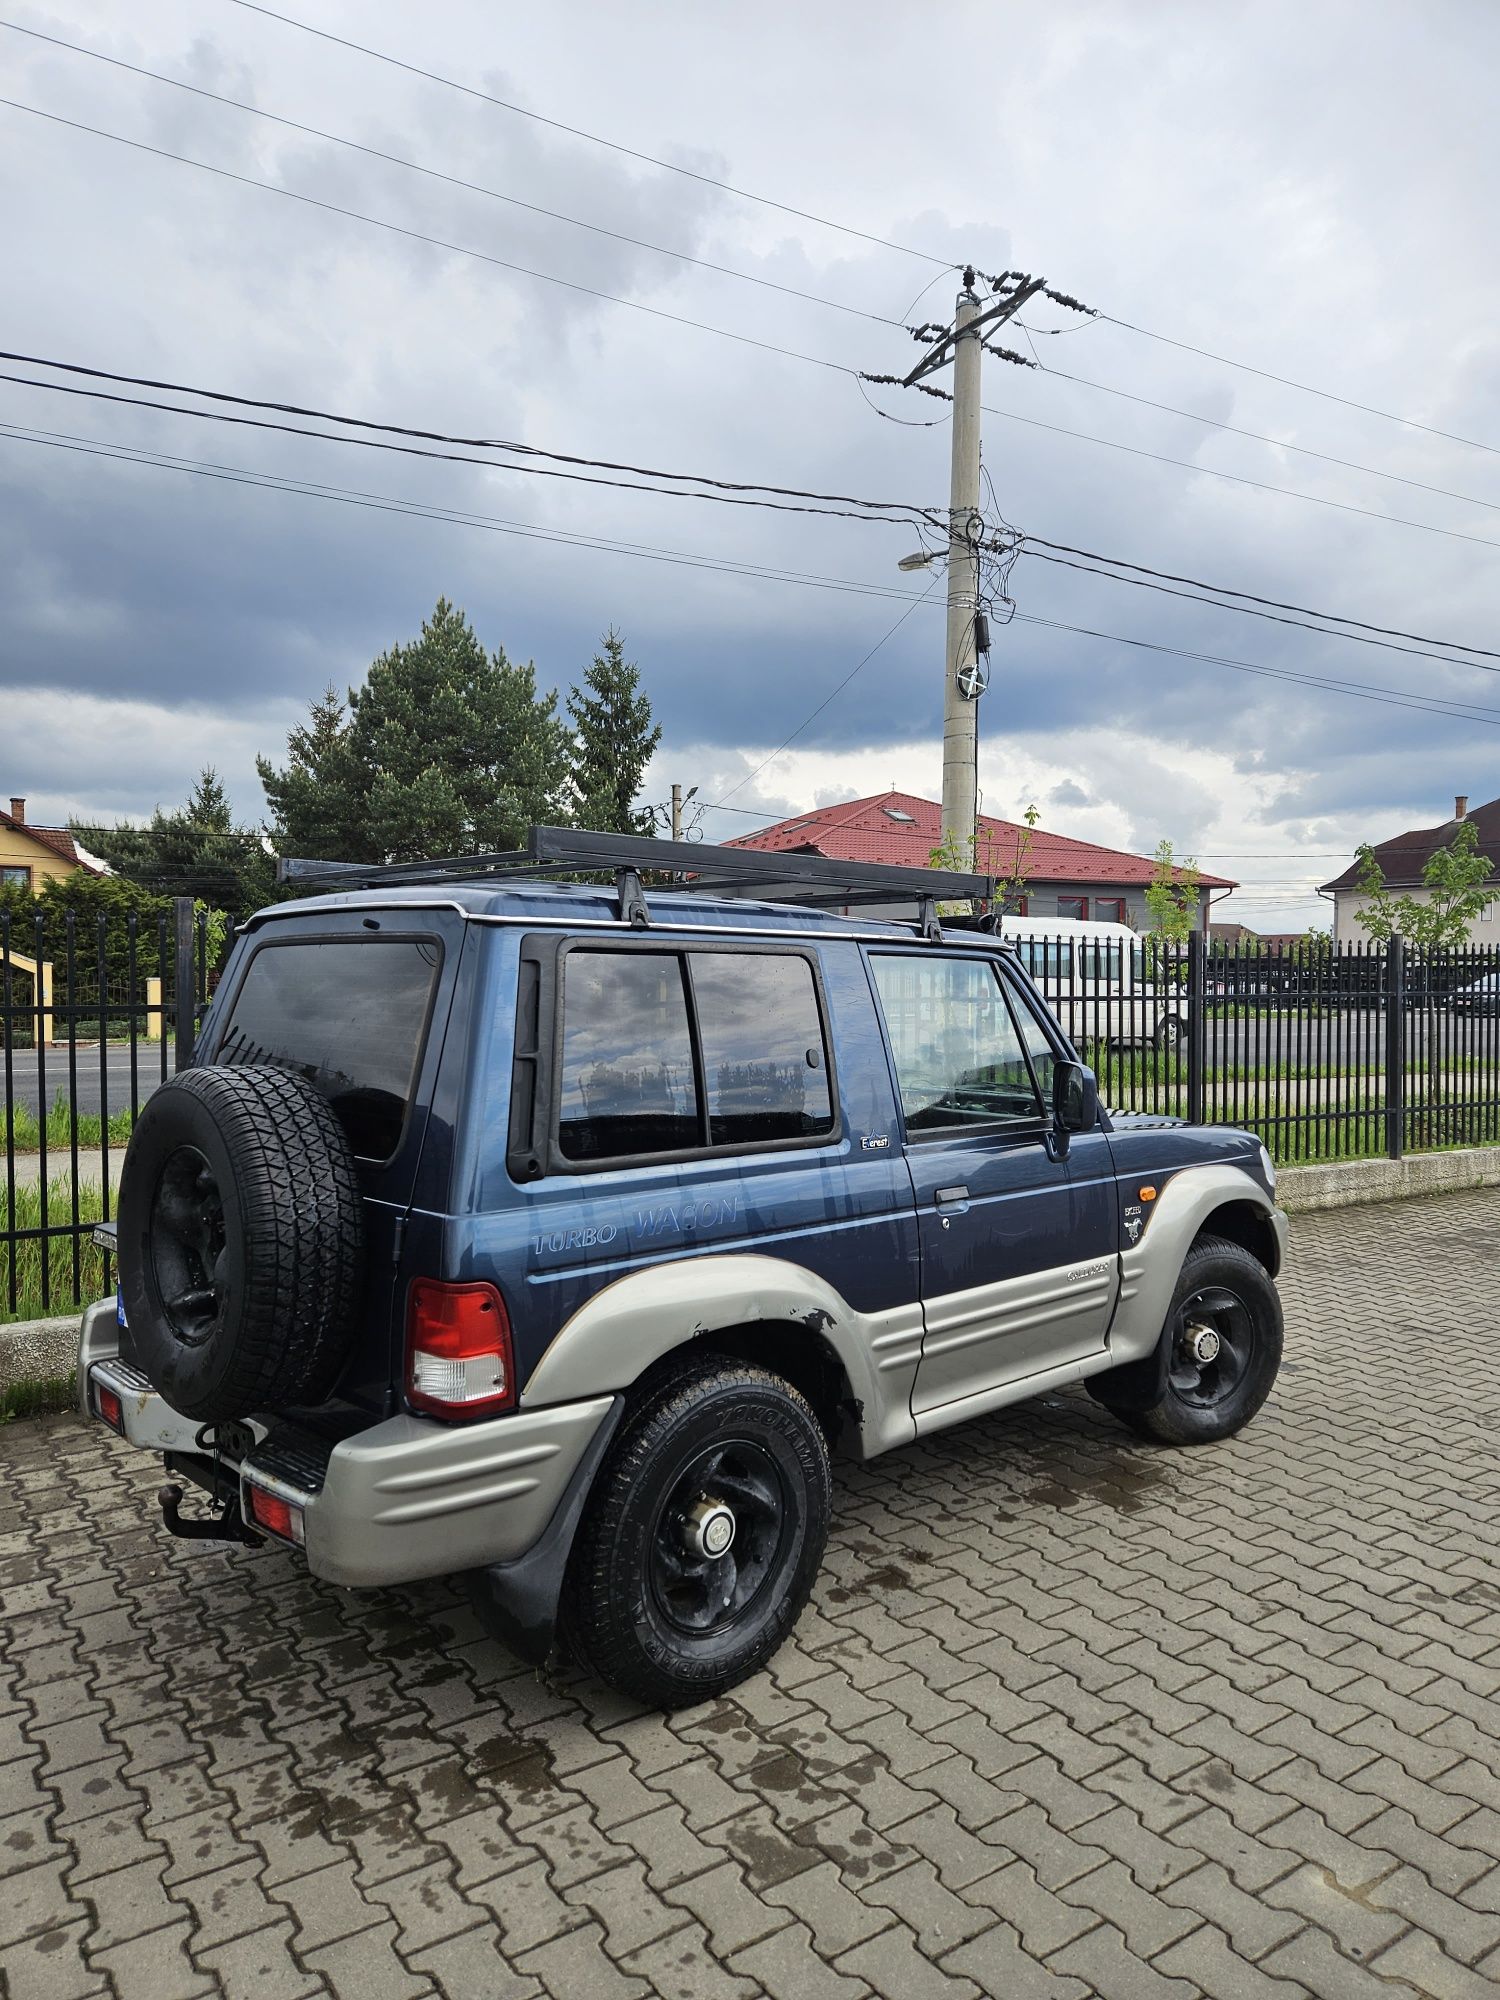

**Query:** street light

left=897, top=550, right=938, bottom=572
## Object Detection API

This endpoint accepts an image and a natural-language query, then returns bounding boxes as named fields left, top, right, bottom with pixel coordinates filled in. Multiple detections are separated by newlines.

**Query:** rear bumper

left=76, top=1298, right=616, bottom=1588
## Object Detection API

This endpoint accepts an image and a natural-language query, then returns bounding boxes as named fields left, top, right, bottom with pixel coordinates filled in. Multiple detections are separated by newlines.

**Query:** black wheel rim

left=649, top=1439, right=790, bottom=1636
left=1169, top=1284, right=1254, bottom=1408
left=149, top=1145, right=228, bottom=1346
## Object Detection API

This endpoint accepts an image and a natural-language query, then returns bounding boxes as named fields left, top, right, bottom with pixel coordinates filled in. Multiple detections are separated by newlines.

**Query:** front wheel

left=1123, top=1235, right=1283, bottom=1445
left=565, top=1357, right=832, bottom=1708
left=1154, top=1013, right=1187, bottom=1053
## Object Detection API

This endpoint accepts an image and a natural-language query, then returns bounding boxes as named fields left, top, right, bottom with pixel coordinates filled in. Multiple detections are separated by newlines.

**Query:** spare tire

left=117, top=1065, right=365, bottom=1422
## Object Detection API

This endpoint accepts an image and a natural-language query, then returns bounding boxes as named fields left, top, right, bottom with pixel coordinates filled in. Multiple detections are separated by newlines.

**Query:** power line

left=0, top=97, right=860, bottom=379
left=0, top=419, right=934, bottom=605
left=1021, top=535, right=1500, bottom=660
left=222, top=0, right=952, bottom=270
left=0, top=363, right=947, bottom=535
left=194, top=4, right=1500, bottom=479
left=16, top=350, right=1496, bottom=674
left=1019, top=546, right=1500, bottom=679
left=1030, top=359, right=1500, bottom=520
left=8, top=420, right=1500, bottom=738
left=0, top=19, right=901, bottom=332
left=1102, top=315, right=1500, bottom=463
left=1009, top=608, right=1500, bottom=727
left=981, top=394, right=1500, bottom=557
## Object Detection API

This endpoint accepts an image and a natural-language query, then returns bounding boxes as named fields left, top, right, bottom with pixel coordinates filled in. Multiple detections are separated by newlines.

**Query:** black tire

left=117, top=1064, right=364, bottom=1423
left=1155, top=1013, right=1187, bottom=1053
left=1124, top=1234, right=1282, bottom=1445
left=565, top=1356, right=832, bottom=1708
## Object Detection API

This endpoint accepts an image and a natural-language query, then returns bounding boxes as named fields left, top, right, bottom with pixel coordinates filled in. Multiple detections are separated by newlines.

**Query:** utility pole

left=903, top=268, right=1047, bottom=859
left=941, top=280, right=983, bottom=856
left=671, top=783, right=683, bottom=843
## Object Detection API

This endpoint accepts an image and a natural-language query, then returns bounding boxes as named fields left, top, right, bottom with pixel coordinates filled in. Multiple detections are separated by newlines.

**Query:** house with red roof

left=729, top=790, right=1234, bottom=930
left=1319, top=793, right=1500, bottom=943
left=0, top=795, right=105, bottom=893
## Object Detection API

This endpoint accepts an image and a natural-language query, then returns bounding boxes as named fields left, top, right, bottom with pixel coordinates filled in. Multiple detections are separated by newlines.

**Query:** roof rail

left=275, top=825, right=995, bottom=934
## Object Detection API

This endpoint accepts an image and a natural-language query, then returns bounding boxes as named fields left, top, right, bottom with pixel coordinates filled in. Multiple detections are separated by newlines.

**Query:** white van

left=1003, top=915, right=1188, bottom=1052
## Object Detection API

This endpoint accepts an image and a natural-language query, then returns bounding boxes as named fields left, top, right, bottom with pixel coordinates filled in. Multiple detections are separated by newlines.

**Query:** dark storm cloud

left=2, top=0, right=1498, bottom=918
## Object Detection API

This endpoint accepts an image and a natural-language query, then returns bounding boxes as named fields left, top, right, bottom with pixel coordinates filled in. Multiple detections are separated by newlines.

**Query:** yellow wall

left=0, top=823, right=82, bottom=891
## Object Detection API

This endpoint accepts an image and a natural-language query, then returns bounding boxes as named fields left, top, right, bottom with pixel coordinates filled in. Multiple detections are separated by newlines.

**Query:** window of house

left=1, top=866, right=31, bottom=890
left=556, top=948, right=834, bottom=1163
left=1057, top=895, right=1089, bottom=922
left=882, top=806, right=917, bottom=822
left=871, top=954, right=1044, bottom=1133
left=1095, top=897, right=1126, bottom=924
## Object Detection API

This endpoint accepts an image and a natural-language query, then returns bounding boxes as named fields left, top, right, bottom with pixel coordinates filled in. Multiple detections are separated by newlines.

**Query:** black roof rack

left=276, top=825, right=995, bottom=939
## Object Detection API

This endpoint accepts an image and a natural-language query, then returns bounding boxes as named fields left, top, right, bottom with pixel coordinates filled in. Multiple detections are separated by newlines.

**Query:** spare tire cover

left=117, top=1064, right=365, bottom=1423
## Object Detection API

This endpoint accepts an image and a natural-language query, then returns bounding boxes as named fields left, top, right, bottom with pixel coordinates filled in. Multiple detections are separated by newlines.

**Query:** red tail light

left=405, top=1279, right=515, bottom=1420
left=245, top=1483, right=305, bottom=1545
left=94, top=1382, right=124, bottom=1433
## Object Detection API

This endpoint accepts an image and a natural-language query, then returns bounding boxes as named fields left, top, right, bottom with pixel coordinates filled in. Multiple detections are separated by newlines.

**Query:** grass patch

left=0, top=1176, right=107, bottom=1324
left=3, top=1093, right=134, bottom=1157
left=1, top=1372, right=77, bottom=1422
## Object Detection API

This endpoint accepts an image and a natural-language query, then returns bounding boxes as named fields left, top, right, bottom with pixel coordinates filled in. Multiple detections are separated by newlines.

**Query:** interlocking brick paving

left=4, top=1187, right=1500, bottom=1999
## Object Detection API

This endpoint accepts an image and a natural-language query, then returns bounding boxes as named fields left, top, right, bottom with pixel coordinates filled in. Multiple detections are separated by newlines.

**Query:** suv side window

left=558, top=953, right=698, bottom=1161
left=690, top=952, right=833, bottom=1147
left=1003, top=966, right=1059, bottom=1105
left=871, top=953, right=1044, bottom=1134
left=552, top=945, right=835, bottom=1166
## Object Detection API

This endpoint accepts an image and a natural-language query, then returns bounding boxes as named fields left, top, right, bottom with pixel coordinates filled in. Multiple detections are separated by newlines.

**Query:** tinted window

left=872, top=954, right=1044, bottom=1132
left=691, top=954, right=833, bottom=1147
left=558, top=953, right=697, bottom=1160
left=218, top=937, right=438, bottom=1159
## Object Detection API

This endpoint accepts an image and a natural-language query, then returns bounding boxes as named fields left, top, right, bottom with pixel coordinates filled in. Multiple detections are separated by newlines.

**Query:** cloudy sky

left=5, top=0, right=1500, bottom=927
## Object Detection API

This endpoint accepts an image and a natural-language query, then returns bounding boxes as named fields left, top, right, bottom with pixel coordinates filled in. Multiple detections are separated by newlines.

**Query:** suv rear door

left=867, top=946, right=1118, bottom=1421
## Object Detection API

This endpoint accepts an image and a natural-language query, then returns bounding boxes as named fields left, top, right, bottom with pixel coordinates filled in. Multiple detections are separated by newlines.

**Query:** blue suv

left=79, top=829, right=1287, bottom=1708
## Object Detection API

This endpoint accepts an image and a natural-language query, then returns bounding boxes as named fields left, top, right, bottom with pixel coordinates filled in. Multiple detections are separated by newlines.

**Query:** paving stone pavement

left=5, top=1187, right=1500, bottom=2000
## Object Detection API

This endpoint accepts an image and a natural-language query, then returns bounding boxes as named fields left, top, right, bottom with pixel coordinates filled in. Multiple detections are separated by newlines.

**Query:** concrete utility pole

left=941, top=281, right=983, bottom=857
left=671, top=783, right=683, bottom=843
left=902, top=267, right=1047, bottom=862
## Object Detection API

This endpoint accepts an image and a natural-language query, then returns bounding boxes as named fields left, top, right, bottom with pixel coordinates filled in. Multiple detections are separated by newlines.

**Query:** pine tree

left=73, top=765, right=274, bottom=916
left=347, top=598, right=570, bottom=860
left=567, top=629, right=662, bottom=834
left=256, top=685, right=368, bottom=860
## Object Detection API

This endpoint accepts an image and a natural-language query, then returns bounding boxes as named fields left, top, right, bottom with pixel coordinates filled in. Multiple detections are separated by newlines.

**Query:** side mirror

left=1053, top=1060, right=1098, bottom=1133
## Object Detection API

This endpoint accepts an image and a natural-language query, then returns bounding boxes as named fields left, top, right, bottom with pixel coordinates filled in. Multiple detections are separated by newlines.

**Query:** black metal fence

left=4, top=909, right=1500, bottom=1327
left=2, top=898, right=210, bottom=1326
left=1026, top=932, right=1500, bottom=1164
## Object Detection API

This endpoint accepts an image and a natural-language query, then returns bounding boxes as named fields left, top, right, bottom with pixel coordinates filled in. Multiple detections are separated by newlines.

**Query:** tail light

left=93, top=1379, right=124, bottom=1434
left=405, top=1279, right=516, bottom=1420
left=244, top=1482, right=306, bottom=1545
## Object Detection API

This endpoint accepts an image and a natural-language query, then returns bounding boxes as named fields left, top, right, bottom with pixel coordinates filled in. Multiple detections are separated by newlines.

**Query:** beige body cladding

left=519, top=1163, right=1286, bottom=1458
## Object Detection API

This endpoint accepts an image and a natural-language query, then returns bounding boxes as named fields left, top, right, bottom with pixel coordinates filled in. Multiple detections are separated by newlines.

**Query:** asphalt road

left=3, top=1042, right=175, bottom=1120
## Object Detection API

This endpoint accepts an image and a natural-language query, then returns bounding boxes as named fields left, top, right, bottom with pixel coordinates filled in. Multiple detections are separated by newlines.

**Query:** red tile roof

left=729, top=791, right=1235, bottom=889
left=0, top=806, right=99, bottom=872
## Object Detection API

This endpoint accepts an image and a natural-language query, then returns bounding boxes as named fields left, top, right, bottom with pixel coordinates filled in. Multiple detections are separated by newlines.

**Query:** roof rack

left=275, top=825, right=996, bottom=939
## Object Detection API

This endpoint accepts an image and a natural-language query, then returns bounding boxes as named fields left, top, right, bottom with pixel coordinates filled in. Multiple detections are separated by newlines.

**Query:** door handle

left=935, top=1185, right=970, bottom=1208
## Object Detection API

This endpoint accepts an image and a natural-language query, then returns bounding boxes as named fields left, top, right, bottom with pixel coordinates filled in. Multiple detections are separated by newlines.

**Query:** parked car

left=1449, top=969, right=1500, bottom=1014
left=79, top=831, right=1287, bottom=1708
left=1004, top=915, right=1190, bottom=1051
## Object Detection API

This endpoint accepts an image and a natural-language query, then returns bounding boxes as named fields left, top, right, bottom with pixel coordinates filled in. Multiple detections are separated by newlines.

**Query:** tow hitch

left=157, top=1473, right=263, bottom=1547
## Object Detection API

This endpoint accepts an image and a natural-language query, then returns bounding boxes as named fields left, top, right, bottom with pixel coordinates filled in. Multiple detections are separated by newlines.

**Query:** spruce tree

left=567, top=629, right=662, bottom=834
left=256, top=685, right=368, bottom=860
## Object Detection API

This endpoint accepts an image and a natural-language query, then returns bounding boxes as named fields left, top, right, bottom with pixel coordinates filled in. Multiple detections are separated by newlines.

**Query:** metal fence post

left=173, top=897, right=196, bottom=1076
left=1384, top=933, right=1405, bottom=1159
left=1186, top=928, right=1205, bottom=1125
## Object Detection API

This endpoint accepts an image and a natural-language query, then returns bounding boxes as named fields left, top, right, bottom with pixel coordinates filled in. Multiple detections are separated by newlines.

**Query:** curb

left=1, top=1313, right=79, bottom=1408
left=1277, top=1145, right=1500, bottom=1213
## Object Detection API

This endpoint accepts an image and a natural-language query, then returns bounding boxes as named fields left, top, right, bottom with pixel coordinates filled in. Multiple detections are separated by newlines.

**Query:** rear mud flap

left=466, top=1396, right=624, bottom=1663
